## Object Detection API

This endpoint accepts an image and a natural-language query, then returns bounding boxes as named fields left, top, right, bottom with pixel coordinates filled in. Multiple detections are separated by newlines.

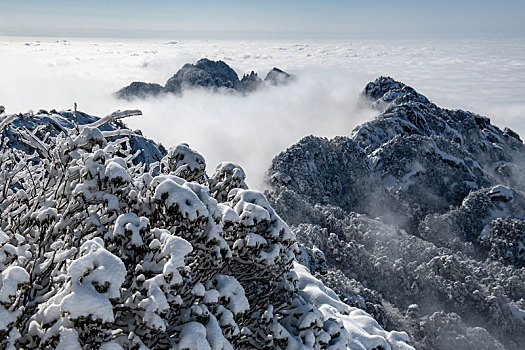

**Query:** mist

left=1, top=37, right=524, bottom=188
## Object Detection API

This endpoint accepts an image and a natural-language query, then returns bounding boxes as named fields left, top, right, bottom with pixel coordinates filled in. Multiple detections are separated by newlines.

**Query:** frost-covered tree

left=0, top=109, right=412, bottom=349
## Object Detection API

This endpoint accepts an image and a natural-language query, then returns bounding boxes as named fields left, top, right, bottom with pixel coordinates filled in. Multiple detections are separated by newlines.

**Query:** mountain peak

left=116, top=59, right=292, bottom=99
left=362, top=76, right=432, bottom=110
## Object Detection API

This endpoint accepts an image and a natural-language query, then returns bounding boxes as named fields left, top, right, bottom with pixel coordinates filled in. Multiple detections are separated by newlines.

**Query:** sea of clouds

left=1, top=37, right=524, bottom=188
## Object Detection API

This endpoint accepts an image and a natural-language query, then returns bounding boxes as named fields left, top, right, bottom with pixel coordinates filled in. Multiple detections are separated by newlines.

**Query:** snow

left=0, top=304, right=21, bottom=332
left=245, top=232, right=267, bottom=248
left=108, top=213, right=149, bottom=247
left=212, top=274, right=249, bottom=315
left=153, top=179, right=209, bottom=220
left=480, top=224, right=492, bottom=238
left=56, top=328, right=81, bottom=350
left=139, top=280, right=169, bottom=331
left=192, top=282, right=206, bottom=297
left=259, top=243, right=281, bottom=265
left=178, top=322, right=211, bottom=350
left=237, top=203, right=271, bottom=226
left=205, top=315, right=234, bottom=350
left=99, top=341, right=124, bottom=350
left=217, top=203, right=240, bottom=223
left=230, top=189, right=274, bottom=225
left=0, top=229, right=8, bottom=244
left=105, top=160, right=132, bottom=183
left=293, top=262, right=414, bottom=350
left=203, top=289, right=220, bottom=304
left=490, top=185, right=514, bottom=201
left=70, top=126, right=105, bottom=149
left=171, top=144, right=206, bottom=172
left=0, top=266, right=30, bottom=304
left=153, top=228, right=193, bottom=285
left=61, top=238, right=126, bottom=323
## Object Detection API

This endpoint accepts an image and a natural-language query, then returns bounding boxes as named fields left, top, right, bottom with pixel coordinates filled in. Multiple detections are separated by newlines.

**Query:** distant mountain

left=116, top=58, right=293, bottom=100
left=264, top=67, right=293, bottom=86
left=267, top=77, right=525, bottom=349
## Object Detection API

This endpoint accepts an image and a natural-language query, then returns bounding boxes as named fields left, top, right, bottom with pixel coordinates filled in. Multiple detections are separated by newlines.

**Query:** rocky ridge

left=116, top=58, right=293, bottom=100
left=267, top=77, right=525, bottom=349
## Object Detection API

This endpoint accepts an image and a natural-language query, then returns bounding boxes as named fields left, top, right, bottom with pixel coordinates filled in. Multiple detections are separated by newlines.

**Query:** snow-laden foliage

left=0, top=109, right=412, bottom=349
left=267, top=77, right=525, bottom=349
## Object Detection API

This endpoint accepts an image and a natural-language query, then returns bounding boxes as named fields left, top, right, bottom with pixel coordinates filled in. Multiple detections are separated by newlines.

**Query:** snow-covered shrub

left=160, top=143, right=207, bottom=184
left=0, top=109, right=413, bottom=349
left=209, top=162, right=247, bottom=203
left=480, top=218, right=525, bottom=267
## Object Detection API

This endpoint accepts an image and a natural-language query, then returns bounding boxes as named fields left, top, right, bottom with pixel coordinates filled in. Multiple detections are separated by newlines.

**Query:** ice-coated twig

left=101, top=129, right=137, bottom=138
left=87, top=109, right=142, bottom=129
left=17, top=127, right=50, bottom=158
left=0, top=113, right=21, bottom=132
left=73, top=102, right=79, bottom=134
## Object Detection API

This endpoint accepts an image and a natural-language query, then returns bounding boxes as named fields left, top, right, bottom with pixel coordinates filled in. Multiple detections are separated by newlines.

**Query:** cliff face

left=267, top=77, right=525, bottom=349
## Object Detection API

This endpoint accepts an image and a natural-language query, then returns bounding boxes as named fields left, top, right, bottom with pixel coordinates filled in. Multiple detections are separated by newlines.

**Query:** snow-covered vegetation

left=0, top=108, right=413, bottom=349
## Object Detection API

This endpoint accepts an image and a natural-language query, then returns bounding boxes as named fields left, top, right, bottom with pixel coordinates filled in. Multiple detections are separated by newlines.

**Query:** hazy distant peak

left=264, top=67, right=293, bottom=85
left=116, top=59, right=292, bottom=100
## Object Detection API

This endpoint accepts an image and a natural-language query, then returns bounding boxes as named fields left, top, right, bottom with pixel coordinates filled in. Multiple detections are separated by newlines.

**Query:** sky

left=1, top=0, right=525, bottom=39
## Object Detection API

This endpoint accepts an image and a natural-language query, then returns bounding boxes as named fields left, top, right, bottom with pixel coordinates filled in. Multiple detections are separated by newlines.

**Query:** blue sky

left=1, top=0, right=524, bottom=39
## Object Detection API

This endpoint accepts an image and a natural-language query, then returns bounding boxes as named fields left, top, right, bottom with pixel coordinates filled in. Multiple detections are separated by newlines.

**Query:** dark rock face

left=266, top=77, right=525, bottom=349
left=116, top=59, right=292, bottom=99
left=265, top=67, right=293, bottom=85
left=165, top=59, right=241, bottom=93
left=114, top=82, right=164, bottom=100
left=240, top=71, right=263, bottom=92
left=194, top=58, right=242, bottom=90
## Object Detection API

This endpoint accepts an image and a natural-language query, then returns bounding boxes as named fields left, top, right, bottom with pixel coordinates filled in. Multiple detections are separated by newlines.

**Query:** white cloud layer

left=1, top=37, right=524, bottom=188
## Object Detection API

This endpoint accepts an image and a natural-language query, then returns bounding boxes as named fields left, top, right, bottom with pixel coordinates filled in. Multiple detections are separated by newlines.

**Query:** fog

left=1, top=37, right=524, bottom=188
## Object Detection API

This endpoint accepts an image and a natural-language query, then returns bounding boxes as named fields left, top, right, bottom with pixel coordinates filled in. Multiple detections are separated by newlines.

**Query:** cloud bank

left=1, top=37, right=524, bottom=188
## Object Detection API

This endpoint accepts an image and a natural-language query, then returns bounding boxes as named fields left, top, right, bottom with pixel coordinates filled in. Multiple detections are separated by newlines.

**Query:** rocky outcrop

left=116, top=59, right=292, bottom=99
left=265, top=67, right=293, bottom=86
left=115, top=82, right=165, bottom=100
left=240, top=71, right=263, bottom=92
left=164, top=59, right=242, bottom=94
